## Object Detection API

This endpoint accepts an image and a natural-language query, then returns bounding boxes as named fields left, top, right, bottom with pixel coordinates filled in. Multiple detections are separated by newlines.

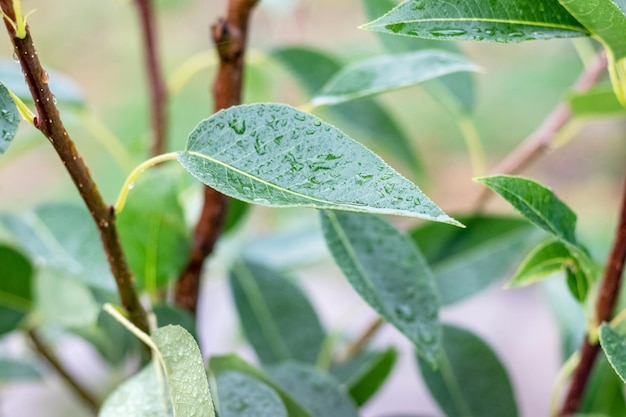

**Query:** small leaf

left=600, top=323, right=626, bottom=383
left=229, top=259, right=326, bottom=365
left=311, top=50, right=479, bottom=107
left=476, top=175, right=577, bottom=246
left=0, top=358, right=41, bottom=382
left=178, top=103, right=458, bottom=224
left=209, top=354, right=311, bottom=417
left=570, top=86, right=626, bottom=117
left=417, top=325, right=519, bottom=417
left=320, top=210, right=441, bottom=364
left=508, top=239, right=579, bottom=288
left=410, top=215, right=541, bottom=305
left=151, top=325, right=216, bottom=417
left=267, top=363, right=359, bottom=417
left=362, top=0, right=588, bottom=43
left=215, top=371, right=287, bottom=417
left=271, top=46, right=424, bottom=175
left=0, top=83, right=19, bottom=155
left=0, top=245, right=33, bottom=336
left=331, top=348, right=398, bottom=406
left=557, top=0, right=626, bottom=104
left=118, top=169, right=190, bottom=292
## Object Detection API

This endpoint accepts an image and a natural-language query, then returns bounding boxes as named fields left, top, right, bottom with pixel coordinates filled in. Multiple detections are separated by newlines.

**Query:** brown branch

left=174, top=0, right=259, bottom=314
left=341, top=317, right=385, bottom=362
left=560, top=171, right=626, bottom=415
left=473, top=51, right=608, bottom=210
left=0, top=2, right=149, bottom=334
left=28, top=329, right=100, bottom=412
left=134, top=0, right=168, bottom=156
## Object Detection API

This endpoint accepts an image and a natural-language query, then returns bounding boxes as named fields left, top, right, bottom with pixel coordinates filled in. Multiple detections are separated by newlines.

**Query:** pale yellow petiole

left=549, top=350, right=581, bottom=417
left=5, top=86, right=35, bottom=125
left=1, top=0, right=36, bottom=39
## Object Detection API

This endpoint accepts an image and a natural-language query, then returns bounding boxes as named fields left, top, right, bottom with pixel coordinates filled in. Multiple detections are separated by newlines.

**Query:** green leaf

left=361, top=0, right=588, bottom=43
left=209, top=354, right=311, bottom=417
left=410, top=215, right=541, bottom=305
left=223, top=197, right=250, bottom=234
left=417, top=325, right=519, bottom=417
left=118, top=169, right=190, bottom=292
left=311, top=50, right=479, bottom=107
left=229, top=259, right=325, bottom=365
left=362, top=0, right=476, bottom=114
left=579, top=355, right=626, bottom=416
left=0, top=82, right=19, bottom=155
left=570, top=86, right=626, bottom=117
left=331, top=348, right=398, bottom=406
left=320, top=210, right=441, bottom=365
left=151, top=325, right=216, bottom=417
left=0, top=58, right=84, bottom=107
left=178, top=103, right=458, bottom=224
left=271, top=46, right=424, bottom=175
left=215, top=371, right=287, bottom=417
left=99, top=363, right=170, bottom=417
left=557, top=0, right=626, bottom=104
left=508, top=239, right=581, bottom=288
left=600, top=323, right=626, bottom=383
left=0, top=204, right=115, bottom=292
left=35, top=268, right=100, bottom=328
left=476, top=175, right=577, bottom=246
left=0, top=245, right=33, bottom=336
left=0, top=358, right=41, bottom=382
left=267, top=363, right=359, bottom=417
left=542, top=277, right=585, bottom=359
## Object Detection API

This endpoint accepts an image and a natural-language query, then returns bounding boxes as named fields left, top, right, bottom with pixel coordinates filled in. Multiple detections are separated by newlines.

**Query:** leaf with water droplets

left=311, top=49, right=479, bottom=107
left=320, top=210, right=441, bottom=365
left=229, top=259, right=326, bottom=365
left=362, top=0, right=588, bottom=43
left=178, top=103, right=458, bottom=224
left=557, top=0, right=626, bottom=104
left=151, top=325, right=216, bottom=417
left=0, top=82, right=19, bottom=155
left=600, top=324, right=626, bottom=383
left=0, top=245, right=33, bottom=337
left=215, top=371, right=287, bottom=417
left=417, top=325, right=519, bottom=417
left=267, top=363, right=359, bottom=417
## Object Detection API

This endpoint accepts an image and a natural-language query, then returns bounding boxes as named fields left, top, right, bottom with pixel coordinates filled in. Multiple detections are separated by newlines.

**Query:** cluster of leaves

left=1, top=0, right=626, bottom=416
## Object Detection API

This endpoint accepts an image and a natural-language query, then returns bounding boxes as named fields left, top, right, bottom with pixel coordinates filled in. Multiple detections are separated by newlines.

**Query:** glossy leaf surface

left=271, top=46, right=423, bottom=175
left=0, top=359, right=41, bottom=382
left=508, top=239, right=580, bottom=288
left=229, top=259, right=325, bottom=365
left=0, top=245, right=33, bottom=336
left=600, top=324, right=626, bottom=383
left=362, top=0, right=588, bottom=43
left=321, top=210, right=441, bottom=364
left=476, top=175, right=577, bottom=245
left=267, top=363, right=359, bottom=417
left=417, top=325, right=518, bottom=417
left=151, top=325, right=216, bottom=417
left=178, top=103, right=457, bottom=223
left=411, top=215, right=540, bottom=304
left=331, top=348, right=398, bottom=406
left=118, top=169, right=190, bottom=292
left=0, top=82, right=19, bottom=155
left=215, top=371, right=287, bottom=417
left=311, top=50, right=479, bottom=107
left=570, top=86, right=625, bottom=117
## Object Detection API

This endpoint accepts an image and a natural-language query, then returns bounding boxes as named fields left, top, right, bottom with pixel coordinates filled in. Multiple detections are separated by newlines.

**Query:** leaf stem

left=340, top=317, right=385, bottom=362
left=550, top=351, right=580, bottom=417
left=114, top=151, right=178, bottom=213
left=457, top=115, right=486, bottom=177
left=4, top=84, right=34, bottom=124
left=560, top=170, right=626, bottom=415
left=27, top=329, right=100, bottom=412
left=134, top=0, right=168, bottom=156
left=0, top=0, right=150, bottom=335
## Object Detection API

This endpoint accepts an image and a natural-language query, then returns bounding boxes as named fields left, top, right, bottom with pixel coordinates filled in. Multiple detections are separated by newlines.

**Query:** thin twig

left=473, top=51, right=608, bottom=209
left=134, top=0, right=168, bottom=156
left=0, top=1, right=149, bottom=334
left=341, top=317, right=385, bottom=362
left=175, top=0, right=259, bottom=314
left=27, top=329, right=100, bottom=412
left=560, top=171, right=626, bottom=415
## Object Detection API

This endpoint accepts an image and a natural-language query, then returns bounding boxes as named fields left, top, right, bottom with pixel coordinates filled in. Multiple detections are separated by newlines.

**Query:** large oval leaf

left=215, top=371, right=287, bottom=417
left=600, top=323, right=626, bottom=383
left=320, top=210, right=441, bottom=365
left=177, top=103, right=458, bottom=224
left=361, top=0, right=588, bottom=42
left=0, top=82, right=19, bottom=155
left=417, top=325, right=519, bottom=417
left=311, top=50, right=479, bottom=107
left=229, top=259, right=326, bottom=365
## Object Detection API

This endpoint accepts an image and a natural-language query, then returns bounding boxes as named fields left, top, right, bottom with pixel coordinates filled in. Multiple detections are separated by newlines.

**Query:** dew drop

left=128, top=184, right=135, bottom=190
left=40, top=70, right=49, bottom=83
left=12, top=52, right=19, bottom=63
left=429, top=28, right=467, bottom=37
left=394, top=304, right=415, bottom=322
